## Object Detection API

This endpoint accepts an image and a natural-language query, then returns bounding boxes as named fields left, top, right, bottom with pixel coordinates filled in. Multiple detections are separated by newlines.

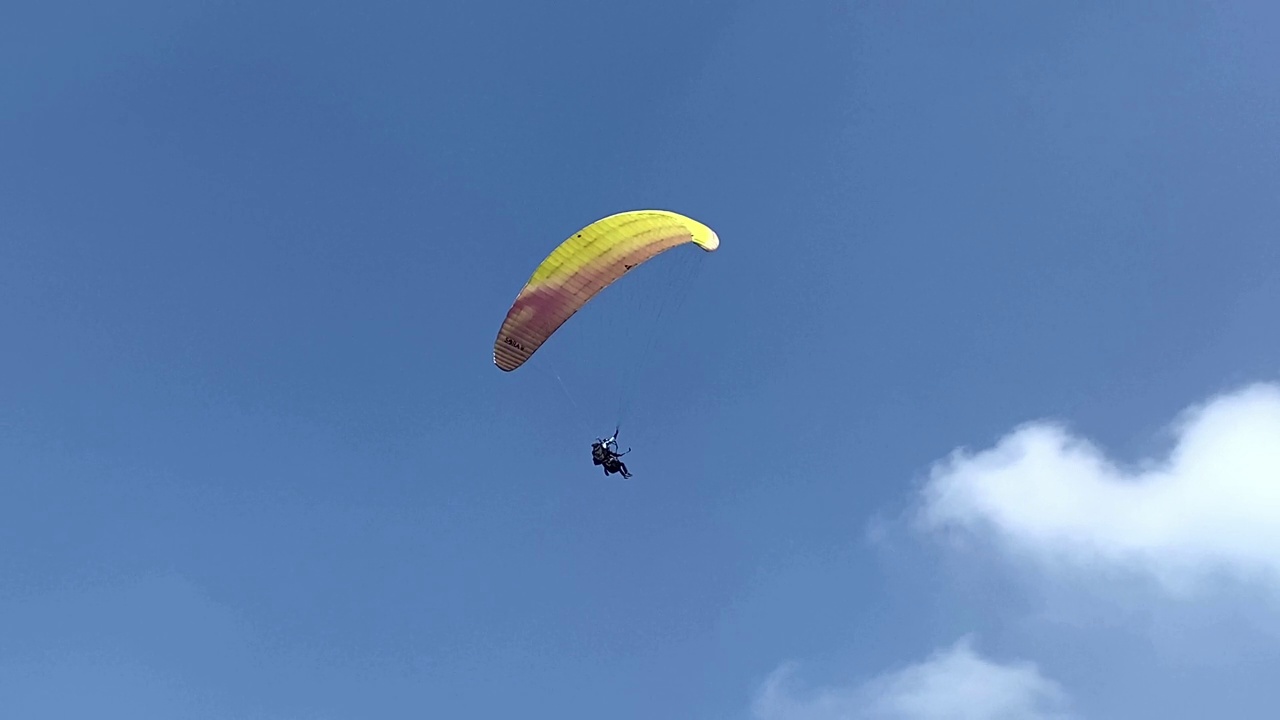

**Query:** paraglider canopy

left=492, top=210, right=719, bottom=372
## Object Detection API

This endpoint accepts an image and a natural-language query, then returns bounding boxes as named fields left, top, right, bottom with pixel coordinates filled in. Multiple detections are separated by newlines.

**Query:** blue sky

left=4, top=2, right=1280, bottom=718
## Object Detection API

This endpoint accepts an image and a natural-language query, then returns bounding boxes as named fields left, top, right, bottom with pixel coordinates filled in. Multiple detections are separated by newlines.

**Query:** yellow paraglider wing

left=493, top=210, right=719, bottom=372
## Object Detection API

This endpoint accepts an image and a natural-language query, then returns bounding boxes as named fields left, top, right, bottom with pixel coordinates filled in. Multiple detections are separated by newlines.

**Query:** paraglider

left=492, top=209, right=719, bottom=372
left=492, top=209, right=719, bottom=478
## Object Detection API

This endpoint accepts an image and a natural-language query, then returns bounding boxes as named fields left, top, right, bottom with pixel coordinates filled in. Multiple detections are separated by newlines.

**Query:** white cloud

left=917, top=383, right=1280, bottom=592
left=752, top=637, right=1070, bottom=720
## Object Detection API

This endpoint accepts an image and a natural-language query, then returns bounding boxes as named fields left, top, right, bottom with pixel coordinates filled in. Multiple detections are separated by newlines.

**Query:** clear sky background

left=4, top=2, right=1280, bottom=719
